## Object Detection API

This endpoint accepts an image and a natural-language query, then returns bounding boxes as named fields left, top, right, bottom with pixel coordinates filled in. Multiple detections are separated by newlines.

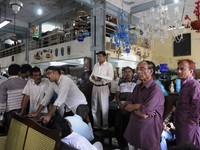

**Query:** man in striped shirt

left=0, top=64, right=27, bottom=133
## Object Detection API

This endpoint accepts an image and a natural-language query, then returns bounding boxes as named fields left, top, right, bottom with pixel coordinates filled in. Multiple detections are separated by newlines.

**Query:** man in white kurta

left=18, top=67, right=49, bottom=115
left=89, top=51, right=114, bottom=131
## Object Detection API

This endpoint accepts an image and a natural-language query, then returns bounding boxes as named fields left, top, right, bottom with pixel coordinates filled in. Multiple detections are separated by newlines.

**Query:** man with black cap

left=89, top=51, right=114, bottom=133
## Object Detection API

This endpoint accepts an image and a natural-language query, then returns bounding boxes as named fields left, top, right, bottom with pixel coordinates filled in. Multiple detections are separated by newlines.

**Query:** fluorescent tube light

left=0, top=19, right=12, bottom=28
left=50, top=62, right=67, bottom=66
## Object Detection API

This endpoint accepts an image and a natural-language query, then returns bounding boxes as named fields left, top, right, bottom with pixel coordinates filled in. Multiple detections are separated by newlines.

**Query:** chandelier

left=185, top=1, right=200, bottom=33
left=110, top=12, right=136, bottom=53
left=136, top=0, right=186, bottom=44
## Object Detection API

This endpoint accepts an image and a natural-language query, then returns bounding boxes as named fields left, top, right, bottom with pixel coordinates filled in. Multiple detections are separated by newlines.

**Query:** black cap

left=96, top=51, right=106, bottom=56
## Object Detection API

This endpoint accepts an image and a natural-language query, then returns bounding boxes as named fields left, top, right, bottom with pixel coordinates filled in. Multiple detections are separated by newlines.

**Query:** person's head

left=169, top=142, right=200, bottom=150
left=76, top=104, right=90, bottom=119
left=83, top=70, right=92, bottom=80
left=114, top=71, right=118, bottom=79
left=124, top=66, right=134, bottom=80
left=59, top=66, right=66, bottom=75
left=48, top=116, right=72, bottom=138
left=30, top=67, right=41, bottom=85
left=46, top=66, right=61, bottom=82
left=96, top=51, right=106, bottom=64
left=177, top=59, right=194, bottom=81
left=136, top=61, right=154, bottom=82
left=21, top=64, right=32, bottom=78
left=122, top=68, right=126, bottom=79
left=8, top=64, right=21, bottom=76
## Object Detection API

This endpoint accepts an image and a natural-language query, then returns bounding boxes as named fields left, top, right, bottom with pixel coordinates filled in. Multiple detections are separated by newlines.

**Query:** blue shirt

left=155, top=80, right=169, bottom=96
left=65, top=114, right=94, bottom=141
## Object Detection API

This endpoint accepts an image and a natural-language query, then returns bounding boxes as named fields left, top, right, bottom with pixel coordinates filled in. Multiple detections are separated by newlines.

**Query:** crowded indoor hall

left=0, top=0, right=200, bottom=150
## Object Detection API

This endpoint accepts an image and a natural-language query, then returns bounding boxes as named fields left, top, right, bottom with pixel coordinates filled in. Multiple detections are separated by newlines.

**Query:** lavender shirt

left=123, top=78, right=164, bottom=150
left=175, top=76, right=200, bottom=147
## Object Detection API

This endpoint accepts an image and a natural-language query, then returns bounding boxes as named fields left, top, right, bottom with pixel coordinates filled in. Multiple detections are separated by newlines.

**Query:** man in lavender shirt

left=175, top=59, right=200, bottom=147
left=123, top=61, right=165, bottom=150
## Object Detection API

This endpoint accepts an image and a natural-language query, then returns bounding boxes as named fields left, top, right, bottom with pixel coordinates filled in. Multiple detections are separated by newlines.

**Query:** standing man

left=89, top=51, right=114, bottom=132
left=124, top=61, right=164, bottom=150
left=175, top=59, right=200, bottom=147
left=28, top=66, right=87, bottom=124
left=115, top=66, right=136, bottom=150
left=20, top=64, right=32, bottom=80
left=0, top=64, right=27, bottom=133
left=18, top=67, right=50, bottom=116
left=110, top=71, right=119, bottom=101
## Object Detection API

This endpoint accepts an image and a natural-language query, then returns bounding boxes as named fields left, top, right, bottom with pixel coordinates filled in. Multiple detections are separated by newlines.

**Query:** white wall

left=29, top=37, right=91, bottom=64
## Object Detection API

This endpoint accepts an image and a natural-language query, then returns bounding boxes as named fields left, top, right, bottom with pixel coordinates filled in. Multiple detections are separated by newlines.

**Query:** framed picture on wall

left=173, top=33, right=191, bottom=56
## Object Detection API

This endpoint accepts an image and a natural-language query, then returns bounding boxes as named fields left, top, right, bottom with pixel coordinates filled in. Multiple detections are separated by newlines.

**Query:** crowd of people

left=0, top=51, right=199, bottom=150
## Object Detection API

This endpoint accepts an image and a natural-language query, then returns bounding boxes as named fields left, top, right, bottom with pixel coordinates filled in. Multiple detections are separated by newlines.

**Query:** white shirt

left=110, top=77, right=119, bottom=93
left=40, top=75, right=87, bottom=113
left=65, top=114, right=94, bottom=141
left=0, top=75, right=7, bottom=85
left=22, top=78, right=49, bottom=113
left=89, top=61, right=114, bottom=85
left=61, top=132, right=97, bottom=150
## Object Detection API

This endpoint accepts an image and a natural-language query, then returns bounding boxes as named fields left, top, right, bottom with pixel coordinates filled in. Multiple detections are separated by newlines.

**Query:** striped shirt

left=0, top=76, right=27, bottom=120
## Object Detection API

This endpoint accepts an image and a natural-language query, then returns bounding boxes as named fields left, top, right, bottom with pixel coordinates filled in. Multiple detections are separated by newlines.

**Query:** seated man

left=65, top=104, right=94, bottom=141
left=161, top=101, right=176, bottom=150
left=49, top=116, right=103, bottom=150
left=18, top=67, right=50, bottom=116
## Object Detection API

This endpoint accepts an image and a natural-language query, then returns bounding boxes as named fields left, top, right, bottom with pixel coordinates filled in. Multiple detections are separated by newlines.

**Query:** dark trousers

left=4, top=109, right=21, bottom=134
left=114, top=108, right=130, bottom=149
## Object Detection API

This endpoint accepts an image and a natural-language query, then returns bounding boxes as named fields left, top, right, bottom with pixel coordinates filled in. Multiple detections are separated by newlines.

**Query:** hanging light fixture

left=110, top=12, right=136, bottom=53
left=136, top=0, right=186, bottom=44
left=185, top=1, right=200, bottom=33
left=10, top=0, right=23, bottom=14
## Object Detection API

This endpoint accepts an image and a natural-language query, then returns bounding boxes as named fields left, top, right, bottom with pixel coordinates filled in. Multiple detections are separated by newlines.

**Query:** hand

left=94, top=77, right=102, bottom=82
left=148, top=110, right=156, bottom=117
left=86, top=115, right=90, bottom=123
left=40, top=115, right=51, bottom=124
left=91, top=75, right=95, bottom=80
left=189, top=118, right=195, bottom=124
left=169, top=122, right=175, bottom=130
left=27, top=113, right=38, bottom=117
left=111, top=98, right=116, bottom=102
left=18, top=112, right=23, bottom=116
left=143, top=114, right=149, bottom=119
left=119, top=104, right=124, bottom=111
left=0, top=120, right=3, bottom=126
left=163, top=123, right=170, bottom=131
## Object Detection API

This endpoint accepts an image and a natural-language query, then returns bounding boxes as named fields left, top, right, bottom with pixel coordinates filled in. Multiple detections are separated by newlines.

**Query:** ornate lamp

left=9, top=0, right=23, bottom=14
left=110, top=12, right=136, bottom=53
left=185, top=1, right=200, bottom=33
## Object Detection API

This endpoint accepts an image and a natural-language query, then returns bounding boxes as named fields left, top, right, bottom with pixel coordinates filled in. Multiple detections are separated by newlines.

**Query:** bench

left=0, top=113, right=61, bottom=150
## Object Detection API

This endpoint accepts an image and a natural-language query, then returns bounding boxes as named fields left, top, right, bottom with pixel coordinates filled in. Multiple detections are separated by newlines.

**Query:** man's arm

left=27, top=104, right=44, bottom=117
left=163, top=96, right=173, bottom=120
left=134, top=109, right=149, bottom=119
left=18, top=95, right=30, bottom=116
left=40, top=105, right=57, bottom=124
left=125, top=103, right=142, bottom=112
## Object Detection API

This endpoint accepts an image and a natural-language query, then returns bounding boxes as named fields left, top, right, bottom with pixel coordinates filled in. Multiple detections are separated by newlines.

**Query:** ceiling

left=0, top=0, right=198, bottom=43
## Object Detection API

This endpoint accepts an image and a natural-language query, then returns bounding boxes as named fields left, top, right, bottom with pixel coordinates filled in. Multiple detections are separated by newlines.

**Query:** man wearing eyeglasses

left=123, top=61, right=164, bottom=150
left=28, top=66, right=87, bottom=124
left=175, top=59, right=200, bottom=147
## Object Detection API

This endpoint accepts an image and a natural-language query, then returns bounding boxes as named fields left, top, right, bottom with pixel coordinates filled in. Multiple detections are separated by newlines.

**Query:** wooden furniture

left=0, top=113, right=61, bottom=150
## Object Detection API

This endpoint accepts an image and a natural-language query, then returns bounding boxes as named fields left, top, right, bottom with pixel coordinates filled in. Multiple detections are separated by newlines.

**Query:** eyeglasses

left=46, top=71, right=54, bottom=76
left=136, top=67, right=149, bottom=72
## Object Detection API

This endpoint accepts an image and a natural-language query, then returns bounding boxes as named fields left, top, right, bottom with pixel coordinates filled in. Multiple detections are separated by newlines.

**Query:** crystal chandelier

left=136, top=0, right=186, bottom=44
left=184, top=1, right=200, bottom=33
left=110, top=12, right=136, bottom=53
